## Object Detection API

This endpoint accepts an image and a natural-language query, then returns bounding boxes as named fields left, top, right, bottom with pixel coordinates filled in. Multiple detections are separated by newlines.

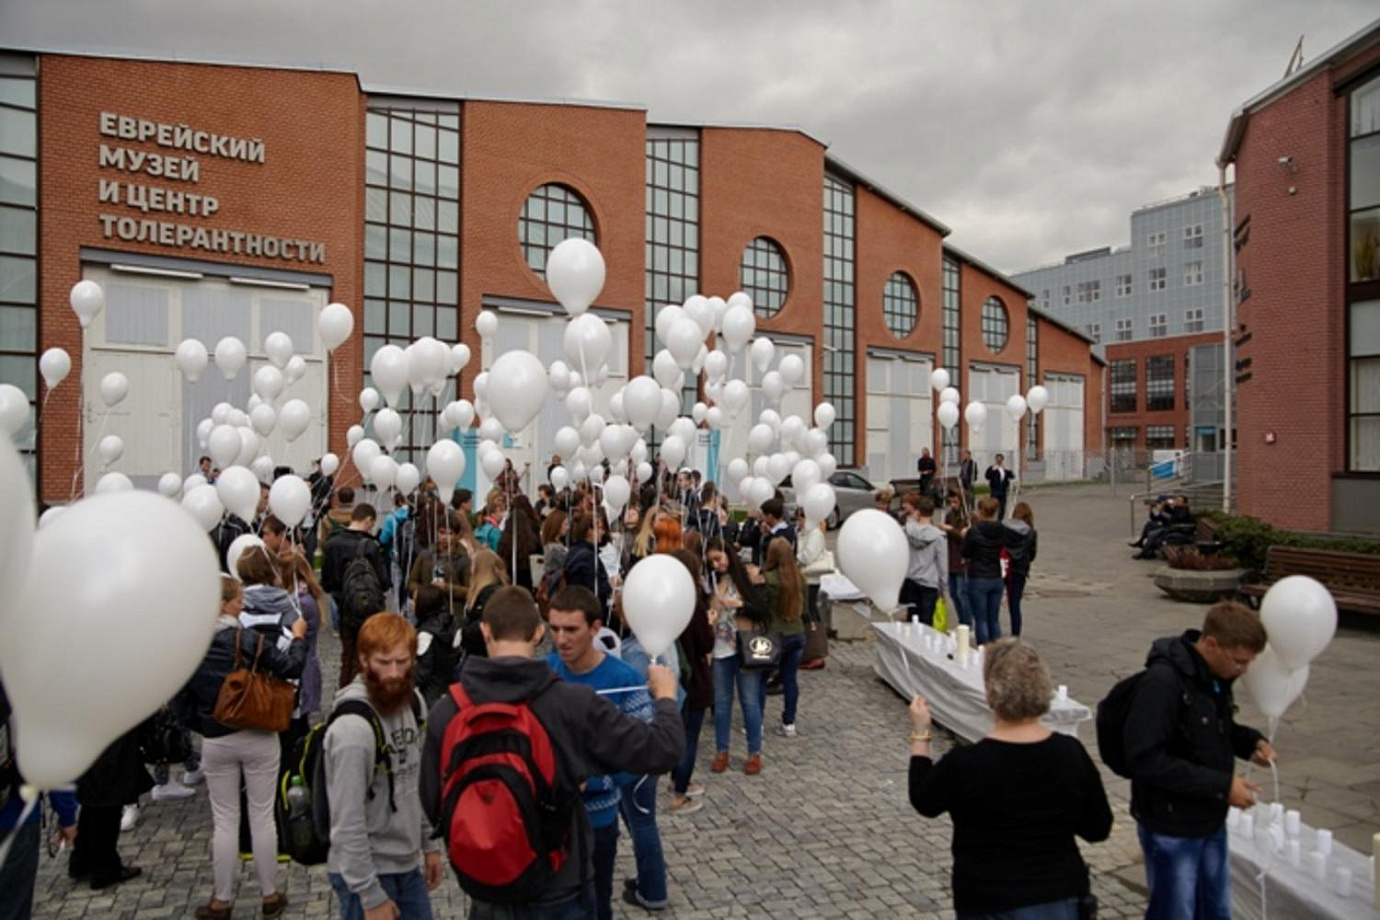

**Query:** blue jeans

left=467, top=886, right=595, bottom=920
left=967, top=577, right=1004, bottom=645
left=1006, top=572, right=1027, bottom=637
left=0, top=819, right=39, bottom=920
left=758, top=632, right=807, bottom=725
left=1137, top=823, right=1231, bottom=920
left=713, top=655, right=763, bottom=755
left=330, top=868, right=433, bottom=920
left=590, top=820, right=619, bottom=920
left=949, top=573, right=969, bottom=627
left=618, top=777, right=667, bottom=908
left=671, top=706, right=707, bottom=794
left=957, top=896, right=1080, bottom=920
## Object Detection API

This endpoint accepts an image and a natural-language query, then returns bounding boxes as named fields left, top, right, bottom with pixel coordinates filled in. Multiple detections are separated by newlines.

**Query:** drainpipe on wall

left=1218, top=163, right=1234, bottom=514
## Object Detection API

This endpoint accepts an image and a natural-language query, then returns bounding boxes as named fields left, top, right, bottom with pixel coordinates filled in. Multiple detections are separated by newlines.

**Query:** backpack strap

left=328, top=699, right=397, bottom=810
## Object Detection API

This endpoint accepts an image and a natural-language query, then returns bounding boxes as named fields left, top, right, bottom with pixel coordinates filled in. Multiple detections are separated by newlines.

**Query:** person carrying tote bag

left=794, top=509, right=833, bottom=668
left=705, top=539, right=772, bottom=776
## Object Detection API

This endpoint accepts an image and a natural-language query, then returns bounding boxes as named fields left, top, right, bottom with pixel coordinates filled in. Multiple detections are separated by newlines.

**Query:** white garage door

left=481, top=307, right=630, bottom=497
left=1042, top=374, right=1085, bottom=480
left=967, top=365, right=1021, bottom=470
left=865, top=352, right=933, bottom=485
left=81, top=265, right=328, bottom=493
left=717, top=338, right=813, bottom=475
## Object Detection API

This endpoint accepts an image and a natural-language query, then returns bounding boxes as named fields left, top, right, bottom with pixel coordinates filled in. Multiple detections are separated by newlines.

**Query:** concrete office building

left=0, top=49, right=1103, bottom=504
left=1012, top=188, right=1232, bottom=465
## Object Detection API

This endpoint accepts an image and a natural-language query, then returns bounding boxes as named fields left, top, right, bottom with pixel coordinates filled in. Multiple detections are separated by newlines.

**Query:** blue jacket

left=0, top=788, right=78, bottom=831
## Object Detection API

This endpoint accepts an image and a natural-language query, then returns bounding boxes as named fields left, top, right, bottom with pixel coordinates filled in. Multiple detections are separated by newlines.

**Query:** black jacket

left=961, top=520, right=1020, bottom=579
left=173, top=620, right=308, bottom=739
left=1126, top=630, right=1264, bottom=837
left=1003, top=522, right=1038, bottom=577
left=562, top=542, right=611, bottom=612
left=320, top=528, right=391, bottom=597
left=421, top=656, right=683, bottom=908
left=77, top=725, right=153, bottom=807
left=458, top=583, right=501, bottom=659
left=985, top=466, right=1014, bottom=497
left=415, top=610, right=461, bottom=707
left=212, top=515, right=252, bottom=575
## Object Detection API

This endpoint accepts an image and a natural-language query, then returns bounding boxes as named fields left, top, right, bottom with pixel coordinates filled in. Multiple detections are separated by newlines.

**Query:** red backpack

left=437, top=684, right=578, bottom=904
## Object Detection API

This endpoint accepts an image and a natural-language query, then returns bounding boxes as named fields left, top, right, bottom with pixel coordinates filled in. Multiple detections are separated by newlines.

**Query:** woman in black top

left=908, top=640, right=1112, bottom=919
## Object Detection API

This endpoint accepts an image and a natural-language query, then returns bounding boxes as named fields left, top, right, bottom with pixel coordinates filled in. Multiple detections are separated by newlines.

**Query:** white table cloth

left=1228, top=814, right=1379, bottom=919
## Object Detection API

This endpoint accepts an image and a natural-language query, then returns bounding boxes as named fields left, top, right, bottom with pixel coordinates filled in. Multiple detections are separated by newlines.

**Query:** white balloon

left=99, top=372, right=129, bottom=407
left=838, top=509, right=909, bottom=611
left=631, top=439, right=648, bottom=465
left=274, top=398, right=310, bottom=443
left=1027, top=385, right=1049, bottom=415
left=721, top=304, right=755, bottom=353
left=480, top=448, right=506, bottom=481
left=371, top=454, right=398, bottom=489
left=761, top=371, right=785, bottom=404
left=182, top=473, right=207, bottom=494
left=250, top=456, right=275, bottom=483
left=655, top=305, right=687, bottom=348
left=660, top=434, right=687, bottom=470
left=683, top=295, right=715, bottom=338
left=635, top=461, right=653, bottom=484
left=720, top=379, right=749, bottom=416
left=550, top=466, right=571, bottom=490
left=181, top=483, right=224, bottom=532
left=940, top=387, right=960, bottom=406
left=546, top=238, right=606, bottom=316
left=750, top=337, right=775, bottom=374
left=564, top=313, right=611, bottom=374
left=207, top=424, right=241, bottom=468
left=445, top=399, right=476, bottom=431
left=599, top=424, right=635, bottom=462
left=194, top=418, right=214, bottom=449
left=478, top=417, right=505, bottom=443
left=704, top=406, right=724, bottom=429
left=930, top=368, right=951, bottom=392
left=726, top=457, right=750, bottom=485
left=692, top=345, right=708, bottom=375
left=549, top=360, right=572, bottom=394
left=792, top=458, right=822, bottom=493
left=554, top=426, right=581, bottom=461
left=669, top=417, right=697, bottom=444
left=320, top=453, right=340, bottom=477
left=766, top=453, right=791, bottom=485
left=227, top=533, right=267, bottom=580
left=211, top=402, right=232, bottom=425
left=98, top=434, right=124, bottom=466
left=780, top=415, right=806, bottom=447
left=252, top=365, right=285, bottom=403
left=937, top=401, right=961, bottom=430
left=266, top=474, right=309, bottom=528
left=488, top=350, right=550, bottom=433
left=40, top=348, right=71, bottom=390
left=3, top=491, right=219, bottom=789
left=1260, top=575, right=1338, bottom=670
left=263, top=331, right=293, bottom=369
left=1006, top=394, right=1028, bottom=421
left=1240, top=645, right=1310, bottom=719
left=319, top=303, right=354, bottom=351
left=569, top=461, right=588, bottom=482
left=234, top=428, right=261, bottom=468
left=779, top=354, right=805, bottom=387
left=370, top=345, right=411, bottom=408
left=748, top=423, right=774, bottom=455
left=472, top=371, right=489, bottom=401
left=352, top=438, right=382, bottom=476
left=801, top=482, right=836, bottom=528
left=69, top=280, right=105, bottom=329
left=580, top=413, right=607, bottom=447
left=704, top=350, right=728, bottom=382
left=817, top=453, right=838, bottom=479
left=621, top=555, right=696, bottom=659
left=667, top=318, right=703, bottom=369
left=216, top=466, right=260, bottom=524
left=425, top=439, right=466, bottom=502
left=250, top=404, right=277, bottom=437
left=753, top=456, right=770, bottom=479
left=623, top=377, right=662, bottom=432
left=374, top=407, right=403, bottom=449
left=603, top=476, right=631, bottom=514
left=657, top=389, right=679, bottom=431
left=94, top=471, right=132, bottom=493
left=158, top=471, right=183, bottom=498
left=749, top=477, right=776, bottom=509
left=285, top=355, right=307, bottom=386
left=227, top=409, right=249, bottom=428
left=214, top=336, right=247, bottom=380
left=451, top=343, right=472, bottom=374
left=964, top=401, right=988, bottom=433
left=347, top=425, right=365, bottom=448
left=814, top=402, right=837, bottom=430
left=476, top=311, right=498, bottom=339
left=803, top=427, right=829, bottom=458
left=36, top=506, right=61, bottom=531
left=691, top=402, right=707, bottom=424
left=359, top=387, right=381, bottom=413
left=565, top=387, right=593, bottom=425
left=607, top=391, right=627, bottom=424
left=652, top=350, right=682, bottom=390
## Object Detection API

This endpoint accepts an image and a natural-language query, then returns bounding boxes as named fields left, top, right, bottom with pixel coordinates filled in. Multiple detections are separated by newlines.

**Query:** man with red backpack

left=420, top=586, right=684, bottom=919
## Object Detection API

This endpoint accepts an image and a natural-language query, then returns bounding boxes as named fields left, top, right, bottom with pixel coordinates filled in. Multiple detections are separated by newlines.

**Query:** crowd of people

left=0, top=453, right=1281, bottom=920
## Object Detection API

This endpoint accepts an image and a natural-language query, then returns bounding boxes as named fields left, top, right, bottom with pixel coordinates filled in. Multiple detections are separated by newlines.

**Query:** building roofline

left=1218, top=17, right=1380, bottom=166
left=658, top=118, right=828, bottom=147
left=3, top=43, right=360, bottom=77
left=943, top=243, right=1035, bottom=299
left=1028, top=303, right=1100, bottom=352
left=825, top=154, right=951, bottom=237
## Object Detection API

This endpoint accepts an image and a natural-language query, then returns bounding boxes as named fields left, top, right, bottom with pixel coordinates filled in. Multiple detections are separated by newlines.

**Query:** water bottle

left=285, top=776, right=313, bottom=850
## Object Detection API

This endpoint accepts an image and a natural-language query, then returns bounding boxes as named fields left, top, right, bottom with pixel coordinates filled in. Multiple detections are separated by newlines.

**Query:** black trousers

left=72, top=804, right=124, bottom=881
left=900, top=579, right=939, bottom=626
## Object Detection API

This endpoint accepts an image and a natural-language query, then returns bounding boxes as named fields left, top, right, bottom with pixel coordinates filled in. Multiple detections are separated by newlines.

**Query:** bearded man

left=323, top=613, right=444, bottom=920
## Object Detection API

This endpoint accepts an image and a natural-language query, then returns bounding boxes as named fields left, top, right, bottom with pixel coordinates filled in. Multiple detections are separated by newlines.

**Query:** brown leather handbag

left=212, top=628, right=295, bottom=733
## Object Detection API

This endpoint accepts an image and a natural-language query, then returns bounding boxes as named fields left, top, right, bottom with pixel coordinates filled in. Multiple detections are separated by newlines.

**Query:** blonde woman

left=458, top=549, right=508, bottom=658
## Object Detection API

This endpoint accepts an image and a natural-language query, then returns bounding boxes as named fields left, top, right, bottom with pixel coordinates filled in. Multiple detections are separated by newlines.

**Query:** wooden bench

left=1237, top=545, right=1380, bottom=616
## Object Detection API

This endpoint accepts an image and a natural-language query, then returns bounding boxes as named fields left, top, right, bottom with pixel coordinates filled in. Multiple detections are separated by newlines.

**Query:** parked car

left=781, top=470, right=892, bottom=529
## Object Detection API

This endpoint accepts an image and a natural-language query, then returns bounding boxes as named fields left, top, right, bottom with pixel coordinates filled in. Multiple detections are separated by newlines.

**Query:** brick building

left=1219, top=18, right=1380, bottom=533
left=0, top=49, right=1102, bottom=503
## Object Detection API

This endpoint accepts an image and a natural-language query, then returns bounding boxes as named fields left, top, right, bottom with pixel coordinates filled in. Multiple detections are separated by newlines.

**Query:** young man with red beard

left=325, top=613, right=444, bottom=920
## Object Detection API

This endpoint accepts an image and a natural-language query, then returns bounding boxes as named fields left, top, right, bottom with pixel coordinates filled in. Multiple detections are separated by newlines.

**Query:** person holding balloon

left=705, top=538, right=771, bottom=776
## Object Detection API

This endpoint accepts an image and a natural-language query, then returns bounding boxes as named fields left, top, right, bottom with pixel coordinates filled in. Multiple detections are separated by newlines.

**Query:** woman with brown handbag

left=172, top=576, right=307, bottom=920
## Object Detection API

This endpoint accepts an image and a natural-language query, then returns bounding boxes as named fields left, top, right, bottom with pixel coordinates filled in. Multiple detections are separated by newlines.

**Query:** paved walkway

left=26, top=485, right=1380, bottom=917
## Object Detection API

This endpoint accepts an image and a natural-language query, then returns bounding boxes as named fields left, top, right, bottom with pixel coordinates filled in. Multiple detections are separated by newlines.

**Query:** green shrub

left=1202, top=511, right=1380, bottom=572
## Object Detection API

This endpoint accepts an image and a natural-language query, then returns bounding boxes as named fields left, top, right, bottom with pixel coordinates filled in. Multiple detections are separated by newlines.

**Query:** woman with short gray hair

left=908, top=639, right=1113, bottom=919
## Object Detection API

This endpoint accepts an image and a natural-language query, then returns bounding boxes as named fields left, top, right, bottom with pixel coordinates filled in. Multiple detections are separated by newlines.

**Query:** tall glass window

left=1026, top=313, right=1038, bottom=459
left=1110, top=359, right=1137, bottom=414
left=822, top=175, right=856, bottom=465
left=981, top=297, right=1009, bottom=353
left=520, top=183, right=595, bottom=279
left=645, top=129, right=700, bottom=422
left=882, top=272, right=918, bottom=338
left=363, top=105, right=461, bottom=463
left=1350, top=300, right=1380, bottom=471
left=1348, top=76, right=1380, bottom=470
left=740, top=237, right=789, bottom=319
left=0, top=68, right=37, bottom=475
left=941, top=256, right=961, bottom=463
left=1146, top=355, right=1175, bottom=411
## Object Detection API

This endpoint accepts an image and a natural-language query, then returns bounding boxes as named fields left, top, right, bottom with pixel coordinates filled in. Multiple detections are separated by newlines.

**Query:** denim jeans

left=671, top=706, right=707, bottom=794
left=966, top=577, right=1004, bottom=645
left=590, top=820, right=619, bottom=920
left=330, top=868, right=434, bottom=920
left=758, top=632, right=807, bottom=725
left=618, top=776, right=667, bottom=907
left=467, top=886, right=596, bottom=920
left=1006, top=572, right=1028, bottom=637
left=0, top=819, right=39, bottom=920
left=1137, top=823, right=1231, bottom=920
left=956, top=896, right=1080, bottom=920
left=948, top=573, right=969, bottom=628
left=712, top=654, right=763, bottom=755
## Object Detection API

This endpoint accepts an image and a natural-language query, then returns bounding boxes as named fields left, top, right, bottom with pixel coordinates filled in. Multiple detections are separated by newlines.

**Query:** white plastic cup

left=1269, top=802, right=1284, bottom=824
left=1286, top=839, right=1301, bottom=869
left=1334, top=867, right=1352, bottom=899
left=1310, top=851, right=1328, bottom=881
left=1317, top=828, right=1334, bottom=856
left=1056, top=684, right=1069, bottom=705
left=1227, top=807, right=1242, bottom=829
left=1285, top=809, right=1301, bottom=837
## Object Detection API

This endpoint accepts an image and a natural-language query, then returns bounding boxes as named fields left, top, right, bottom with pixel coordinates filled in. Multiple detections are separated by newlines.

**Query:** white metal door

left=1042, top=374, right=1085, bottom=480
left=865, top=353, right=932, bottom=485
left=967, top=366, right=1020, bottom=470
left=718, top=339, right=813, bottom=473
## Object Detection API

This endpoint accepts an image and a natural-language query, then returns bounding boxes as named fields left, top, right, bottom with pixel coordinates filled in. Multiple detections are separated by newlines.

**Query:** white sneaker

left=776, top=723, right=798, bottom=738
left=120, top=804, right=139, bottom=831
left=181, top=768, right=204, bottom=786
left=150, top=780, right=196, bottom=802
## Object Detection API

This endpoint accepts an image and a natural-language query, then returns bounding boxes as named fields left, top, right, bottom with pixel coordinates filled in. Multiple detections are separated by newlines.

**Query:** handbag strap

left=250, top=633, right=266, bottom=672
left=232, top=626, right=244, bottom=670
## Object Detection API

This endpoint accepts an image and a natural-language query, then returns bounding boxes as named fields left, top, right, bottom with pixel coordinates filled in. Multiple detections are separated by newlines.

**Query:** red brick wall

left=457, top=101, right=646, bottom=390
left=1233, top=42, right=1380, bottom=530
left=1103, top=332, right=1223, bottom=449
left=1037, top=316, right=1105, bottom=458
left=37, top=55, right=363, bottom=502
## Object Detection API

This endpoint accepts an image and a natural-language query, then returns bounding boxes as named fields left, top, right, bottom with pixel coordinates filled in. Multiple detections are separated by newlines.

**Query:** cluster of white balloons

left=926, top=366, right=1049, bottom=436
left=1241, top=576, right=1337, bottom=720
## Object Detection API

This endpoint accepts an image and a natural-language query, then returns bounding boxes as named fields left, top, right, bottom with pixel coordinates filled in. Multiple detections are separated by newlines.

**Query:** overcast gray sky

left=3, top=0, right=1375, bottom=272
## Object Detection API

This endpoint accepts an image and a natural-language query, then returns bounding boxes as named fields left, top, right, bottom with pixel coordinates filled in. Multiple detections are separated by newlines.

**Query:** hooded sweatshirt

left=1003, top=520, right=1038, bottom=577
left=904, top=519, right=948, bottom=594
left=324, top=677, right=437, bottom=910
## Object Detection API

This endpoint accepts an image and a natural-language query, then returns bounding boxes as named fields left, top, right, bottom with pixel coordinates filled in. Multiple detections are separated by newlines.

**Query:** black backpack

left=278, top=694, right=423, bottom=866
left=1095, top=671, right=1147, bottom=778
left=339, top=540, right=385, bottom=632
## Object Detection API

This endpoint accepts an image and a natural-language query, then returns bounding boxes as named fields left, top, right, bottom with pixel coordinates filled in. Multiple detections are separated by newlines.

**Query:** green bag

left=933, top=596, right=949, bottom=633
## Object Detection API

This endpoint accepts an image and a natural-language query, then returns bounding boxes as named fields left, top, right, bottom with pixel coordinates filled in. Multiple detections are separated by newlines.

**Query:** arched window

left=883, top=272, right=919, bottom=338
left=739, top=236, right=790, bottom=318
left=519, top=183, right=595, bottom=278
left=982, top=296, right=1010, bottom=353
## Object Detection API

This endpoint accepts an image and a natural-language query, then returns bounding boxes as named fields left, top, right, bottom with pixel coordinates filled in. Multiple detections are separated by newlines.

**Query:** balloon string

left=69, top=406, right=111, bottom=501
left=0, top=794, right=39, bottom=869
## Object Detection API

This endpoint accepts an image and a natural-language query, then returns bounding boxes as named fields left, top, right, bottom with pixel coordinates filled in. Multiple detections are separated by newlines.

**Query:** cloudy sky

left=5, top=0, right=1375, bottom=272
